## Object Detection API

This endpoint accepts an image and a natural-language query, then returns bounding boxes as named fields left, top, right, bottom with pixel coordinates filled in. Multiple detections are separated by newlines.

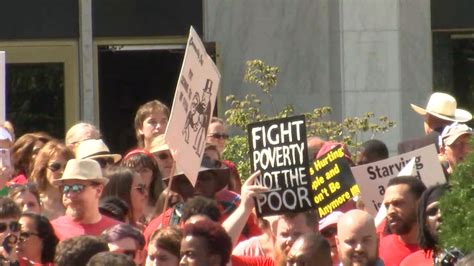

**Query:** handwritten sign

left=309, top=145, right=360, bottom=219
left=0, top=52, right=5, bottom=123
left=165, top=26, right=220, bottom=186
left=248, top=115, right=312, bottom=217
left=351, top=144, right=446, bottom=216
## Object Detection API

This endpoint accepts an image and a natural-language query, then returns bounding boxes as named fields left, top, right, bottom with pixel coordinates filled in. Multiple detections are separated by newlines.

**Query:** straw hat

left=52, top=159, right=109, bottom=186
left=75, top=139, right=122, bottom=163
left=148, top=134, right=169, bottom=153
left=410, top=92, right=472, bottom=122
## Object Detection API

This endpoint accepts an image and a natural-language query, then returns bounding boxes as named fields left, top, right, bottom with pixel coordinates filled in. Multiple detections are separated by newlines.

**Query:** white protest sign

left=165, top=26, right=220, bottom=186
left=0, top=52, right=5, bottom=123
left=351, top=144, right=446, bottom=216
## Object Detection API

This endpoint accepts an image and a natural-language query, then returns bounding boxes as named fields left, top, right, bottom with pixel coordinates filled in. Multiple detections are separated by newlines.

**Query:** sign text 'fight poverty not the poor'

left=248, top=115, right=312, bottom=217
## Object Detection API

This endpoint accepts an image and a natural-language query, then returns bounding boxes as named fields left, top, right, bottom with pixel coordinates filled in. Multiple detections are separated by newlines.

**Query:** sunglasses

left=61, top=184, right=89, bottom=194
left=95, top=158, right=114, bottom=168
left=208, top=133, right=229, bottom=140
left=8, top=182, right=38, bottom=192
left=0, top=221, right=20, bottom=233
left=48, top=162, right=66, bottom=172
left=321, top=227, right=337, bottom=238
left=19, top=231, right=39, bottom=242
left=118, top=249, right=138, bottom=258
left=155, top=152, right=170, bottom=160
left=426, top=206, right=440, bottom=217
left=134, top=184, right=147, bottom=195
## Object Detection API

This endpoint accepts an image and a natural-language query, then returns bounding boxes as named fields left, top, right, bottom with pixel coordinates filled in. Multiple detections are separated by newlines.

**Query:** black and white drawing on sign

left=182, top=79, right=213, bottom=157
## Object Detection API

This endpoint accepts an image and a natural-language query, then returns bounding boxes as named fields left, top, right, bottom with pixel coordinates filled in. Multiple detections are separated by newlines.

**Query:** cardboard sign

left=248, top=115, right=312, bottom=217
left=165, top=26, right=220, bottom=186
left=0, top=52, right=5, bottom=123
left=351, top=144, right=446, bottom=216
left=309, top=145, right=360, bottom=219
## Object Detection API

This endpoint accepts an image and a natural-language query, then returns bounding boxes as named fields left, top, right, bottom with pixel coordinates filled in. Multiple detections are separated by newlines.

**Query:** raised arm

left=222, top=171, right=267, bottom=247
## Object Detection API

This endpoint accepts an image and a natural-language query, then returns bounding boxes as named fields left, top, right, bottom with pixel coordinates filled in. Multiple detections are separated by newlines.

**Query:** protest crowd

left=0, top=89, right=471, bottom=266
left=0, top=31, right=473, bottom=265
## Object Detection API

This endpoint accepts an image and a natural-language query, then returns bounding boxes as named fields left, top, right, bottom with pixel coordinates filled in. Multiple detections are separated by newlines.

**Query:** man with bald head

left=336, top=210, right=383, bottom=266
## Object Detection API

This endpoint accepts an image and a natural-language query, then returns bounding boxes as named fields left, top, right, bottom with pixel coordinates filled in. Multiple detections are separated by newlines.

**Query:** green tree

left=223, top=60, right=395, bottom=179
left=439, top=138, right=474, bottom=252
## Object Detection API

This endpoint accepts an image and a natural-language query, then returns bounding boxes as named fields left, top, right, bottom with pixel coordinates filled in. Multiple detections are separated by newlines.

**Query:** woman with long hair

left=30, top=140, right=74, bottom=219
left=102, top=166, right=148, bottom=229
left=16, top=212, right=59, bottom=265
left=121, top=149, right=164, bottom=221
left=10, top=132, right=51, bottom=183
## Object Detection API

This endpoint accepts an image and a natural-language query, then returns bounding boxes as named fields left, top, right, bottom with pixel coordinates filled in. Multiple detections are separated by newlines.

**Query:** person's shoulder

left=100, top=215, right=121, bottom=226
left=231, top=255, right=274, bottom=266
left=400, top=250, right=432, bottom=266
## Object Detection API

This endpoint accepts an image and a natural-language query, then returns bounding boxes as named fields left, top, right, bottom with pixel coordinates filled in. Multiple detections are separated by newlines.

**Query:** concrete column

left=78, top=0, right=95, bottom=124
left=330, top=0, right=432, bottom=152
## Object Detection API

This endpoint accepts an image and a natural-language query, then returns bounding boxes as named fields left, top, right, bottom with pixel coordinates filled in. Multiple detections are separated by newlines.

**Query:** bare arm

left=222, top=171, right=267, bottom=247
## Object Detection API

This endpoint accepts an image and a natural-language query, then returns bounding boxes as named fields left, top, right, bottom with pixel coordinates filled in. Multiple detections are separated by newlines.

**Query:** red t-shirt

left=379, top=234, right=420, bottom=266
left=52, top=215, right=120, bottom=241
left=400, top=250, right=434, bottom=266
left=231, top=255, right=275, bottom=266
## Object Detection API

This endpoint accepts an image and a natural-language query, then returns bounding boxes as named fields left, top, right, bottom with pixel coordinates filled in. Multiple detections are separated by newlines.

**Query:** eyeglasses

left=48, top=162, right=66, bottom=172
left=208, top=133, right=229, bottom=140
left=19, top=231, right=39, bottom=242
left=61, top=184, right=89, bottom=194
left=0, top=221, right=20, bottom=233
left=320, top=227, right=337, bottom=238
left=94, top=158, right=114, bottom=168
left=134, top=184, right=147, bottom=195
left=8, top=182, right=38, bottom=192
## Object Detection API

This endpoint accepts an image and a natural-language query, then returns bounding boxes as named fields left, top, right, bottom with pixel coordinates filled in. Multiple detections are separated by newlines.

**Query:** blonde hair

left=65, top=122, right=101, bottom=146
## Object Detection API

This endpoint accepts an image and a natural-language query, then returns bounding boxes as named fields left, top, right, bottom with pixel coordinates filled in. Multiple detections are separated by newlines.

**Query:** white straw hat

left=52, top=159, right=109, bottom=186
left=75, top=139, right=121, bottom=163
left=410, top=92, right=472, bottom=122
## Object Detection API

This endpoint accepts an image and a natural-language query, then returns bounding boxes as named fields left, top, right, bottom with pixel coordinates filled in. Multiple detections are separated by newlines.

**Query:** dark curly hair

left=181, top=196, right=221, bottom=222
left=417, top=184, right=448, bottom=251
left=21, top=212, right=59, bottom=263
left=54, top=235, right=109, bottom=266
left=182, top=220, right=232, bottom=266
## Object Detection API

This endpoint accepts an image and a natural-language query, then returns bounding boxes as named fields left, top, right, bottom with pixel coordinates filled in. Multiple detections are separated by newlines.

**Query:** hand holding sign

left=240, top=170, right=269, bottom=210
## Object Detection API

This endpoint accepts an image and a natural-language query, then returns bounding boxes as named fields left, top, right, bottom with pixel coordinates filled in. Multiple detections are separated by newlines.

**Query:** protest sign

left=248, top=115, right=312, bottom=217
left=165, top=26, right=220, bottom=186
left=0, top=52, right=4, bottom=123
left=351, top=144, right=446, bottom=216
left=309, top=145, right=360, bottom=219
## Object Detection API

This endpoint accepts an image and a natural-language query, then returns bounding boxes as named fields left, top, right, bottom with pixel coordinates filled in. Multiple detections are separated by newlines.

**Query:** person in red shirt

left=144, top=157, right=261, bottom=244
left=51, top=159, right=120, bottom=241
left=400, top=184, right=448, bottom=266
left=379, top=176, right=426, bottom=266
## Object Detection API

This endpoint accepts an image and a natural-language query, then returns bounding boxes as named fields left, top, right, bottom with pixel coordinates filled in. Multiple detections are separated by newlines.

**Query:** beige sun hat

left=52, top=159, right=109, bottom=186
left=441, top=123, right=474, bottom=146
left=75, top=139, right=122, bottom=163
left=148, top=134, right=169, bottom=153
left=410, top=92, right=472, bottom=122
